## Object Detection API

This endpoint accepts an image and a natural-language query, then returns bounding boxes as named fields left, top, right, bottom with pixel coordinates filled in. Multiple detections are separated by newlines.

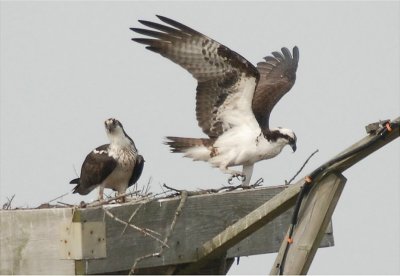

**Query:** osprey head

left=274, top=127, right=297, bottom=152
left=104, top=118, right=133, bottom=146
left=105, top=118, right=124, bottom=134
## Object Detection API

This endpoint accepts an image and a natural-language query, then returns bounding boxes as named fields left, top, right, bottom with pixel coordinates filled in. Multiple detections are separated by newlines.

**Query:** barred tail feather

left=164, top=136, right=214, bottom=161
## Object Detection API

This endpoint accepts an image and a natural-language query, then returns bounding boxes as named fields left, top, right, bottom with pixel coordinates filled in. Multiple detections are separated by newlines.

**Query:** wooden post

left=270, top=117, right=399, bottom=275
left=270, top=173, right=346, bottom=275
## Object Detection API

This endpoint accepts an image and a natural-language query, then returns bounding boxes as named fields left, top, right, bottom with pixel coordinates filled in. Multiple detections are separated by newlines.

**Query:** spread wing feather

left=131, top=15, right=259, bottom=138
left=252, top=46, right=299, bottom=130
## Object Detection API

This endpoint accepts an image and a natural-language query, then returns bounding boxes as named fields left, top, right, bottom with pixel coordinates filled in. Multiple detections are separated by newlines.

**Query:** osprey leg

left=98, top=186, right=104, bottom=201
left=219, top=165, right=245, bottom=184
left=242, top=164, right=254, bottom=186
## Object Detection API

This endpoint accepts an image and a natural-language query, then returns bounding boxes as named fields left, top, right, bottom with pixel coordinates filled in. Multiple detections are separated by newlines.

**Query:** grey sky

left=1, top=1, right=399, bottom=274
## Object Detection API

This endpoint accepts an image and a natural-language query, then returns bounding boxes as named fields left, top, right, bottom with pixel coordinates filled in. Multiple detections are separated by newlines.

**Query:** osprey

left=70, top=118, right=144, bottom=201
left=131, top=16, right=298, bottom=185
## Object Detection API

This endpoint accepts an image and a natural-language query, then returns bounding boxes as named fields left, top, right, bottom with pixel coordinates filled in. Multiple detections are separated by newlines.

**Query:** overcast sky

left=1, top=1, right=399, bottom=274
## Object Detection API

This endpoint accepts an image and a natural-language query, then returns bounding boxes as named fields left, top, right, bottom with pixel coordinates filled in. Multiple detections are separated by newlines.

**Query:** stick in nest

left=121, top=201, right=149, bottom=236
left=285, top=149, right=319, bottom=185
left=162, top=180, right=263, bottom=197
left=2, top=194, right=15, bottom=210
left=84, top=191, right=140, bottom=208
left=129, top=191, right=189, bottom=274
left=102, top=207, right=166, bottom=247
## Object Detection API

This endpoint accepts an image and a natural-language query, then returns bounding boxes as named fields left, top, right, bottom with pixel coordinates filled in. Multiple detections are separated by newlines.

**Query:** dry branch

left=120, top=203, right=147, bottom=236
left=162, top=180, right=264, bottom=197
left=130, top=191, right=189, bottom=274
left=285, top=149, right=319, bottom=185
left=102, top=207, right=166, bottom=247
left=2, top=194, right=15, bottom=210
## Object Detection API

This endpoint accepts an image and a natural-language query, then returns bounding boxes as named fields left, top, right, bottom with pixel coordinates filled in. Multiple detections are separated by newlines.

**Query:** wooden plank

left=0, top=208, right=75, bottom=274
left=73, top=186, right=334, bottom=274
left=323, top=117, right=399, bottom=176
left=60, top=221, right=107, bottom=260
left=175, top=178, right=305, bottom=274
left=175, top=184, right=332, bottom=274
left=271, top=173, right=346, bottom=275
left=227, top=210, right=334, bottom=257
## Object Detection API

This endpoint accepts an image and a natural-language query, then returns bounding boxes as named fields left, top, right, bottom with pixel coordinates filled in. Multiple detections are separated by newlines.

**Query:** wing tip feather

left=292, top=46, right=299, bottom=62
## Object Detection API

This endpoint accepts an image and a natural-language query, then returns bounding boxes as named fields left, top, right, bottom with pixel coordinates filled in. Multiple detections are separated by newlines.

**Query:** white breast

left=210, top=125, right=287, bottom=168
left=101, top=147, right=137, bottom=194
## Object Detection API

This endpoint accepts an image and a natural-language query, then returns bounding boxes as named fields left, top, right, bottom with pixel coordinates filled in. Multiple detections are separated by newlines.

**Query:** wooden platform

left=0, top=186, right=334, bottom=274
left=2, top=117, right=398, bottom=275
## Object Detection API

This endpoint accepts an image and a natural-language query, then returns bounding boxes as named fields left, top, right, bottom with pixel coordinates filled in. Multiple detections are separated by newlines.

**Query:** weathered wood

left=176, top=178, right=304, bottom=274
left=0, top=208, right=75, bottom=274
left=3, top=117, right=396, bottom=275
left=0, top=186, right=333, bottom=275
left=271, top=173, right=346, bottom=275
left=60, top=221, right=107, bottom=260
left=323, top=116, right=399, bottom=177
left=73, top=186, right=334, bottom=274
left=132, top=257, right=234, bottom=275
left=182, top=117, right=400, bottom=274
left=268, top=117, right=399, bottom=274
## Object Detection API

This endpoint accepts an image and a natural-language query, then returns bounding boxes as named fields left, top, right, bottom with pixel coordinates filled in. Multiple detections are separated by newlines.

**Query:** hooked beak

left=105, top=118, right=117, bottom=132
left=290, top=142, right=297, bottom=153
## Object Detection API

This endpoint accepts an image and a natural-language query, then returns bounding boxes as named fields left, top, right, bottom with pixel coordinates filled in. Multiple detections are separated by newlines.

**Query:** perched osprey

left=70, top=118, right=144, bottom=201
left=131, top=16, right=298, bottom=185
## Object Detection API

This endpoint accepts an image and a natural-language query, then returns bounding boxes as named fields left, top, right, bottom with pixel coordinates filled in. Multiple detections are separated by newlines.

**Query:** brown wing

left=252, top=46, right=299, bottom=130
left=70, top=144, right=117, bottom=195
left=128, top=154, right=144, bottom=187
left=131, top=15, right=259, bottom=138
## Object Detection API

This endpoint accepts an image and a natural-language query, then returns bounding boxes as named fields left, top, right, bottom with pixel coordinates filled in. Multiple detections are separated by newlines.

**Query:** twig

left=2, top=194, right=15, bottom=210
left=103, top=207, right=167, bottom=247
left=47, top=192, right=69, bottom=204
left=148, top=189, right=174, bottom=200
left=253, top=177, right=264, bottom=186
left=163, top=181, right=263, bottom=197
left=130, top=191, right=188, bottom=274
left=130, top=252, right=161, bottom=273
left=57, top=201, right=74, bottom=207
left=72, top=164, right=79, bottom=178
left=161, top=191, right=187, bottom=252
left=121, top=201, right=147, bottom=236
left=285, top=149, right=319, bottom=185
left=144, top=177, right=152, bottom=195
left=86, top=191, right=140, bottom=207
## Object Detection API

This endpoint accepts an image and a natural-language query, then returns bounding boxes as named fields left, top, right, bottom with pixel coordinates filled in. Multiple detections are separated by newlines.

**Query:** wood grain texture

left=0, top=208, right=75, bottom=274
left=0, top=186, right=334, bottom=275
left=271, top=173, right=346, bottom=275
left=73, top=186, right=334, bottom=274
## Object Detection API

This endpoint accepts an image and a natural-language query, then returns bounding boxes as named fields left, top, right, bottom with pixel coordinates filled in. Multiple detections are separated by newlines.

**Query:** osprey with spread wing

left=131, top=16, right=299, bottom=185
